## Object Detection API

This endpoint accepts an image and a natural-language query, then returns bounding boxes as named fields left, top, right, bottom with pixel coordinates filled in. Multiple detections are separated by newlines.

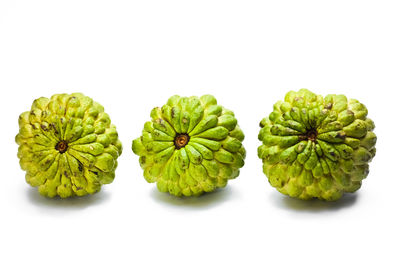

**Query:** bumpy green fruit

left=258, top=89, right=376, bottom=201
left=132, top=95, right=246, bottom=197
left=16, top=93, right=122, bottom=198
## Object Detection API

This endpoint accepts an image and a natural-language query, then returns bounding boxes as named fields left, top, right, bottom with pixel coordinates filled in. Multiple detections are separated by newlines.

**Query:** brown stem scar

left=174, top=133, right=190, bottom=149
left=55, top=140, right=68, bottom=153
left=300, top=129, right=318, bottom=142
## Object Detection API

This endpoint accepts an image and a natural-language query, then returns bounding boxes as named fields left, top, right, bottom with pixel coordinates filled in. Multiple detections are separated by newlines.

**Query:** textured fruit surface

left=16, top=93, right=122, bottom=198
left=132, top=95, right=246, bottom=197
left=258, top=89, right=376, bottom=201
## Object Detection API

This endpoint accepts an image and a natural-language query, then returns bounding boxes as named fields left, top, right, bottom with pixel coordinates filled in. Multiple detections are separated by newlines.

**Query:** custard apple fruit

left=132, top=95, right=246, bottom=197
left=258, top=89, right=376, bottom=201
left=16, top=93, right=122, bottom=198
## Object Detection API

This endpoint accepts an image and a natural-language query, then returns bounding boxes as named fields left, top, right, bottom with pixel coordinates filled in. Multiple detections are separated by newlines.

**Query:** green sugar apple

left=132, top=95, right=246, bottom=197
left=258, top=89, right=376, bottom=201
left=16, top=93, right=122, bottom=198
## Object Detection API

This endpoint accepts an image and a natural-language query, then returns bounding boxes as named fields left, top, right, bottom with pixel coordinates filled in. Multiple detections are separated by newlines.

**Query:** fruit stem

left=174, top=134, right=189, bottom=149
left=55, top=140, right=68, bottom=153
left=300, top=129, right=318, bottom=142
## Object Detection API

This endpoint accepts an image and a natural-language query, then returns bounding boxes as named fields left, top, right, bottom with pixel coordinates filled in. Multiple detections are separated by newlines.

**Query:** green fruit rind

left=132, top=95, right=246, bottom=197
left=16, top=93, right=122, bottom=198
left=258, top=89, right=376, bottom=201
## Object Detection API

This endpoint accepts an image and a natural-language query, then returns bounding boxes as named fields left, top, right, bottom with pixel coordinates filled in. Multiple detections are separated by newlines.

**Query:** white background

left=0, top=1, right=399, bottom=266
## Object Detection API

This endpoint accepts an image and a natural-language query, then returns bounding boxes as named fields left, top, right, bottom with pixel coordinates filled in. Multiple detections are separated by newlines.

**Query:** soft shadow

left=270, top=192, right=358, bottom=213
left=26, top=187, right=111, bottom=211
left=150, top=186, right=237, bottom=210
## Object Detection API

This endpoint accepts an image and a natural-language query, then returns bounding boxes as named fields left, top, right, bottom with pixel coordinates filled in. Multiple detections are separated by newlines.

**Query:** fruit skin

left=16, top=93, right=122, bottom=198
left=132, top=95, right=246, bottom=197
left=257, top=89, right=376, bottom=201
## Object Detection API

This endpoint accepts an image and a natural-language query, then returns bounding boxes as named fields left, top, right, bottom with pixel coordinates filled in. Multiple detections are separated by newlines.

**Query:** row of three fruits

left=16, top=89, right=376, bottom=201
